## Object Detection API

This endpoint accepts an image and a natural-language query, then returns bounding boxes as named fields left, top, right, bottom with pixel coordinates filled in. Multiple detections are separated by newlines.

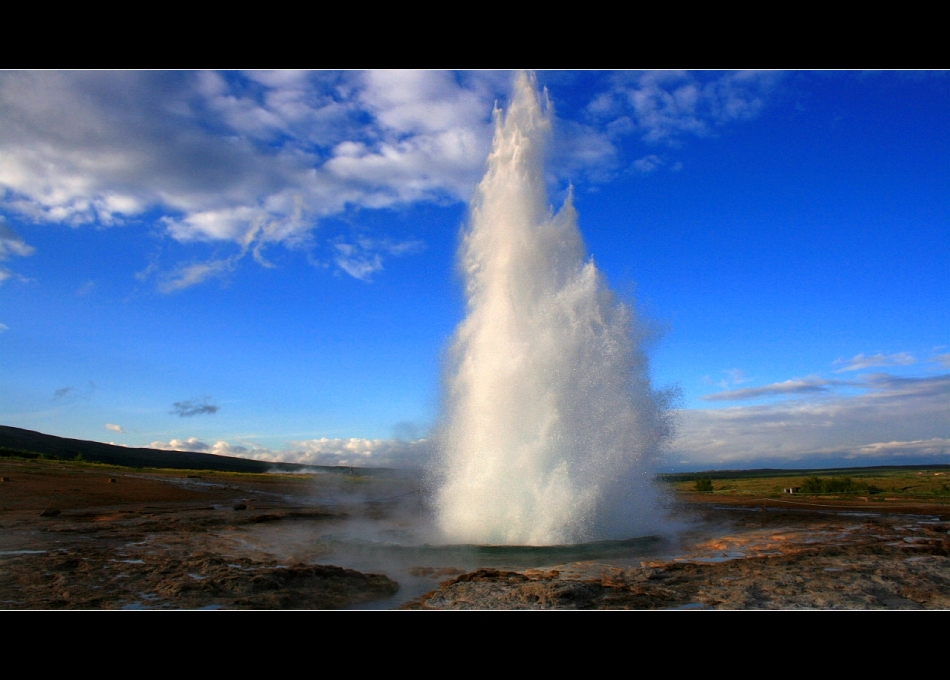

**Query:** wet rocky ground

left=0, top=459, right=401, bottom=609
left=406, top=508, right=950, bottom=609
left=2, top=457, right=948, bottom=609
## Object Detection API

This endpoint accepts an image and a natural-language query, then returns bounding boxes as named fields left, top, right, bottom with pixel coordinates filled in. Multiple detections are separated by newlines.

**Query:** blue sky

left=1, top=71, right=947, bottom=470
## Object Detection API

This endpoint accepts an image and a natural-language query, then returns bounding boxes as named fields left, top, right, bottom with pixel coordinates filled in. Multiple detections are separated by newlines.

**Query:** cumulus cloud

left=589, top=71, right=780, bottom=145
left=258, top=437, right=433, bottom=468
left=834, top=352, right=916, bottom=372
left=149, top=437, right=248, bottom=456
left=147, top=435, right=433, bottom=469
left=105, top=423, right=125, bottom=433
left=673, top=373, right=950, bottom=468
left=0, top=71, right=505, bottom=286
left=0, top=71, right=775, bottom=289
left=170, top=397, right=219, bottom=417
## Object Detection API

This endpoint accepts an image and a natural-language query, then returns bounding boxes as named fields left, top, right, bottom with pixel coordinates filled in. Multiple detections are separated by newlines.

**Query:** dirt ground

left=2, top=457, right=948, bottom=609
left=0, top=458, right=399, bottom=609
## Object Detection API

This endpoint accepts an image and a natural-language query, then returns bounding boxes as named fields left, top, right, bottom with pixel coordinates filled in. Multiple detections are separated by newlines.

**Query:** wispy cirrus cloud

left=332, top=237, right=425, bottom=282
left=674, top=373, right=950, bottom=468
left=703, top=368, right=752, bottom=391
left=631, top=154, right=664, bottom=174
left=0, top=220, right=35, bottom=285
left=833, top=352, right=916, bottom=372
left=929, top=353, right=950, bottom=368
left=589, top=71, right=781, bottom=146
left=701, top=376, right=845, bottom=402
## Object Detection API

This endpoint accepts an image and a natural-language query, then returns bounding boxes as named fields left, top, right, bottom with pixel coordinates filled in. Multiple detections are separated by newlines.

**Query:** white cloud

left=673, top=373, right=950, bottom=468
left=0, top=71, right=777, bottom=288
left=834, top=352, right=916, bottom=372
left=590, top=71, right=780, bottom=145
left=0, top=71, right=504, bottom=286
left=0, top=323, right=7, bottom=332
left=158, top=259, right=236, bottom=293
left=261, top=437, right=433, bottom=468
left=332, top=237, right=424, bottom=282
left=105, top=423, right=125, bottom=433
left=147, top=435, right=433, bottom=469
left=149, top=437, right=249, bottom=456
left=844, top=438, right=950, bottom=458
left=4, top=71, right=765, bottom=289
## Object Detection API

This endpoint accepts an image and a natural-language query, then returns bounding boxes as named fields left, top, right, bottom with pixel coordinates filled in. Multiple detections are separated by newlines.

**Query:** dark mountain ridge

left=0, top=425, right=324, bottom=474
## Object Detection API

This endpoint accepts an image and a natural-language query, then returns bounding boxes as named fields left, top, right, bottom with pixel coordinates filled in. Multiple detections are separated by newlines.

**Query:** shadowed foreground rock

left=1, top=550, right=397, bottom=609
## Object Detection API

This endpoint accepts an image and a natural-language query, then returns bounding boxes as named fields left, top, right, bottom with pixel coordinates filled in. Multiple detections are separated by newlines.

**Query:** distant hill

left=0, top=425, right=327, bottom=474
left=659, top=464, right=950, bottom=482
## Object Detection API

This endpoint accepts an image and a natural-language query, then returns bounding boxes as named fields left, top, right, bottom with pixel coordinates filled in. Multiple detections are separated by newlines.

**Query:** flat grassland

left=663, top=467, right=950, bottom=514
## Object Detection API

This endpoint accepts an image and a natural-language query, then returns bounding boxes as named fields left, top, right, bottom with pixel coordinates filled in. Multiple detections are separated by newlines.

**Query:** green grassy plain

left=662, top=466, right=950, bottom=504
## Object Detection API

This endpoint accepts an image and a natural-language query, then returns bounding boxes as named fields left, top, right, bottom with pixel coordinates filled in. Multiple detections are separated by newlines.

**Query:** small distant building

left=784, top=487, right=800, bottom=494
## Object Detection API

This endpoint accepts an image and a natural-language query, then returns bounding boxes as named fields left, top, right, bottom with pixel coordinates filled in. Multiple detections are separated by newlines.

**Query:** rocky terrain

left=2, top=454, right=948, bottom=609
left=407, top=508, right=950, bottom=609
left=0, top=457, right=400, bottom=609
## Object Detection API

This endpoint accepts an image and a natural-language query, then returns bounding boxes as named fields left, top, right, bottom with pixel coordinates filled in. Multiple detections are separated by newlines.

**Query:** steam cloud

left=434, top=73, right=672, bottom=545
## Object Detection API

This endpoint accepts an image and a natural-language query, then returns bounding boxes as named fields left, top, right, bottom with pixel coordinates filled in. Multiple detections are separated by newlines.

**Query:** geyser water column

left=434, top=73, right=671, bottom=546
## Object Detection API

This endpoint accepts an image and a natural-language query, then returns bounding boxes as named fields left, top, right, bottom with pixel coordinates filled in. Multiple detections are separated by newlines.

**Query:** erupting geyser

left=434, top=73, right=672, bottom=546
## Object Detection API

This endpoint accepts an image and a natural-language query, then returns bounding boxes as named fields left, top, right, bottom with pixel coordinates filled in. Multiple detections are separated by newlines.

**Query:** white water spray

left=434, top=73, right=672, bottom=546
